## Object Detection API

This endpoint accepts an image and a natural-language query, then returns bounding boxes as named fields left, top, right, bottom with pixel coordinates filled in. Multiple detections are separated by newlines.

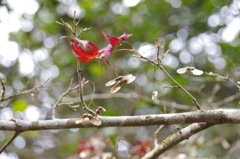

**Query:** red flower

left=65, top=37, right=99, bottom=62
left=99, top=32, right=132, bottom=60
left=98, top=44, right=114, bottom=60
left=102, top=31, right=121, bottom=46
left=63, top=32, right=132, bottom=62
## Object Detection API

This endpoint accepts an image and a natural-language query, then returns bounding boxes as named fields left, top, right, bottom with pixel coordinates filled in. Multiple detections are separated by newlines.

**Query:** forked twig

left=206, top=72, right=240, bottom=91
left=142, top=123, right=213, bottom=159
left=133, top=44, right=202, bottom=110
left=56, top=11, right=91, bottom=38
left=57, top=11, right=96, bottom=116
left=159, top=65, right=201, bottom=110
left=0, top=119, right=24, bottom=154
left=52, top=78, right=79, bottom=119
left=0, top=80, right=48, bottom=102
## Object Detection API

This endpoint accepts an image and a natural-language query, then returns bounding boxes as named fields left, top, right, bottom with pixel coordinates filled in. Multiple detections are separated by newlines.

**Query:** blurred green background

left=0, top=0, right=239, bottom=158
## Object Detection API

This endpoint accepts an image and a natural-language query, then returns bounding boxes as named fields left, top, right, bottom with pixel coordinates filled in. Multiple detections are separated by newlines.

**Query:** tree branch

left=60, top=92, right=193, bottom=110
left=52, top=78, right=78, bottom=119
left=142, top=123, right=213, bottom=159
left=0, top=131, right=20, bottom=154
left=0, top=109, right=239, bottom=131
left=0, top=80, right=47, bottom=102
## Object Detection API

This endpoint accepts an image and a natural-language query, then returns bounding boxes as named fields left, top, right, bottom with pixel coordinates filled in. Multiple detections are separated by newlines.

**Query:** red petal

left=69, top=38, right=86, bottom=57
left=77, top=55, right=95, bottom=62
left=98, top=44, right=114, bottom=59
left=80, top=40, right=99, bottom=57
left=102, top=31, right=120, bottom=46
left=69, top=38, right=99, bottom=62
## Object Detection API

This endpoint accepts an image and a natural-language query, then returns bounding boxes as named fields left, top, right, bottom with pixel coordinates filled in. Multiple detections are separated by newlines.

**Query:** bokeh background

left=0, top=0, right=240, bottom=158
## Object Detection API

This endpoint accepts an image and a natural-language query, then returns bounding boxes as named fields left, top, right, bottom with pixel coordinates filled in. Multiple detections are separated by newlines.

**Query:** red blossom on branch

left=99, top=32, right=132, bottom=61
left=63, top=31, right=132, bottom=63
left=62, top=36, right=99, bottom=62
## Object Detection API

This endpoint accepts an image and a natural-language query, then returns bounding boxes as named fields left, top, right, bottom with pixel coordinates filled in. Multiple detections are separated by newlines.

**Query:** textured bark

left=0, top=109, right=239, bottom=131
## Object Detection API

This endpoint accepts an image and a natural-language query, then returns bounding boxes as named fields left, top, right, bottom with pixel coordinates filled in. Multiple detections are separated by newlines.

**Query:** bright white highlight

left=25, top=105, right=40, bottom=121
left=7, top=0, right=39, bottom=15
left=221, top=17, right=240, bottom=42
left=138, top=43, right=156, bottom=58
left=18, top=51, right=34, bottom=76
left=0, top=40, right=19, bottom=67
left=122, top=0, right=141, bottom=7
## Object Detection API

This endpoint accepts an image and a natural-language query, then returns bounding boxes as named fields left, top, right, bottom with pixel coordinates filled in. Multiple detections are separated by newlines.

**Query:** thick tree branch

left=0, top=109, right=239, bottom=131
left=142, top=123, right=213, bottom=159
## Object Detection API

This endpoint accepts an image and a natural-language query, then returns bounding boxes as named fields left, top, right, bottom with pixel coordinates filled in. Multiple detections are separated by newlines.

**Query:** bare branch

left=133, top=46, right=201, bottom=110
left=0, top=131, right=20, bottom=154
left=77, top=61, right=96, bottom=116
left=158, top=65, right=201, bottom=110
left=142, top=123, right=213, bottom=159
left=59, top=92, right=193, bottom=110
left=212, top=93, right=240, bottom=108
left=206, top=72, right=240, bottom=91
left=0, top=109, right=239, bottom=131
left=0, top=119, right=23, bottom=154
left=52, top=78, right=79, bottom=119
left=0, top=80, right=47, bottom=102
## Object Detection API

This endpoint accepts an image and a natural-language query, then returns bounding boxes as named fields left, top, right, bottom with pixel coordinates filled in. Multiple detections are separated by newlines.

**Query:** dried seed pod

left=177, top=66, right=203, bottom=76
left=106, top=74, right=136, bottom=93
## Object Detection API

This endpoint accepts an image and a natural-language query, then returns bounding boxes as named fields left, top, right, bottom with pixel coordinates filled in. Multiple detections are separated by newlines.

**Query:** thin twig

left=133, top=48, right=201, bottom=110
left=156, top=42, right=201, bottom=110
left=206, top=72, right=240, bottom=91
left=159, top=65, right=201, bottom=110
left=0, top=80, right=47, bottom=102
left=0, top=78, right=6, bottom=101
left=73, top=11, right=78, bottom=37
left=58, top=92, right=193, bottom=110
left=77, top=60, right=96, bottom=116
left=212, top=93, right=240, bottom=108
left=0, top=131, right=20, bottom=154
left=56, top=19, right=74, bottom=35
left=162, top=85, right=180, bottom=89
left=52, top=78, right=79, bottom=119
left=57, top=11, right=96, bottom=116
left=156, top=39, right=162, bottom=65
left=154, top=125, right=164, bottom=146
